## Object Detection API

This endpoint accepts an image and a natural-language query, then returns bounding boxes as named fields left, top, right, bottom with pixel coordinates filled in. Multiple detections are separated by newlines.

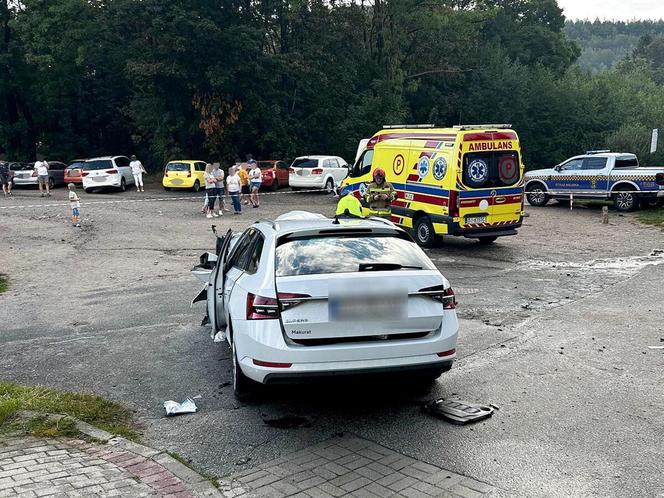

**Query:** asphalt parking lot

left=1, top=184, right=663, bottom=497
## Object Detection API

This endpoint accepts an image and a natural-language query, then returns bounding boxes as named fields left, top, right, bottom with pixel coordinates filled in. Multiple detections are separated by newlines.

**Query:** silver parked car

left=12, top=161, right=67, bottom=189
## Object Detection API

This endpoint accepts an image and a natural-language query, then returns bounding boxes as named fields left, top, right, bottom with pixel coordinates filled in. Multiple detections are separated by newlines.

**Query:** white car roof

left=86, top=156, right=127, bottom=161
left=572, top=153, right=636, bottom=159
left=294, top=155, right=339, bottom=160
left=257, top=211, right=399, bottom=235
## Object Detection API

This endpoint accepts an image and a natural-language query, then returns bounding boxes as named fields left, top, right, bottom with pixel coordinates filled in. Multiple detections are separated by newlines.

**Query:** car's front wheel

left=232, top=339, right=254, bottom=401
left=414, top=215, right=437, bottom=247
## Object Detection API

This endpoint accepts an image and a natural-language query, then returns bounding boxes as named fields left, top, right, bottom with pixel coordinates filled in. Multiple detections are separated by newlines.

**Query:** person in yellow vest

left=364, top=168, right=396, bottom=218
left=335, top=190, right=363, bottom=217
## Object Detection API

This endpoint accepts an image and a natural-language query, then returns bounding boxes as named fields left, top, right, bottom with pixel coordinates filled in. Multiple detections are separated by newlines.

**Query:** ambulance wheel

left=526, top=185, right=549, bottom=206
left=612, top=188, right=638, bottom=212
left=478, top=236, right=498, bottom=245
left=414, top=216, right=436, bottom=247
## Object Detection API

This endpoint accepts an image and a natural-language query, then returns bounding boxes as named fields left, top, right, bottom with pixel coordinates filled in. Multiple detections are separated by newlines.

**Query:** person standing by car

left=68, top=183, right=81, bottom=227
left=0, top=162, right=12, bottom=197
left=34, top=159, right=50, bottom=197
left=211, top=162, right=226, bottom=216
left=204, top=163, right=219, bottom=218
left=226, top=166, right=242, bottom=214
left=130, top=155, right=146, bottom=192
left=364, top=168, right=396, bottom=218
left=238, top=161, right=250, bottom=205
left=248, top=160, right=261, bottom=208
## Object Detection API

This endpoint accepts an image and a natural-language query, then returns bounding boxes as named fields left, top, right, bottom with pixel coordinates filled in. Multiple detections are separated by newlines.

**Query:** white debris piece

left=164, top=398, right=198, bottom=416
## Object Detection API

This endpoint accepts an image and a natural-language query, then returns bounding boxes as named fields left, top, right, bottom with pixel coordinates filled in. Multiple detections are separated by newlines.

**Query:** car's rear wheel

left=192, top=180, right=201, bottom=192
left=414, top=215, right=436, bottom=247
left=48, top=177, right=55, bottom=189
left=325, top=178, right=334, bottom=194
left=120, top=178, right=126, bottom=192
left=271, top=179, right=279, bottom=192
left=163, top=186, right=171, bottom=191
left=478, top=236, right=498, bottom=245
left=526, top=184, right=549, bottom=207
left=613, top=188, right=638, bottom=212
left=84, top=188, right=92, bottom=194
left=232, top=339, right=254, bottom=401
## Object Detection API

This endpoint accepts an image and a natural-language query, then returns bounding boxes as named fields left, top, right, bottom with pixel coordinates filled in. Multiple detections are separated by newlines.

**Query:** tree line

left=2, top=0, right=664, bottom=171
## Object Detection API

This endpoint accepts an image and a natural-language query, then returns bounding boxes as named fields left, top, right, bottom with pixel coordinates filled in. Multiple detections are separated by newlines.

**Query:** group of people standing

left=202, top=157, right=262, bottom=218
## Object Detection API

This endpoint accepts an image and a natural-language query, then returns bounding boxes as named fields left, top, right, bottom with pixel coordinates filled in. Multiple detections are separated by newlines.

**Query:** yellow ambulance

left=340, top=124, right=525, bottom=246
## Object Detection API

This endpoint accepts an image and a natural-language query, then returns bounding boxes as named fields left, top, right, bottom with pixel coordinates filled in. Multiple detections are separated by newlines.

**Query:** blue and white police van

left=525, top=151, right=664, bottom=211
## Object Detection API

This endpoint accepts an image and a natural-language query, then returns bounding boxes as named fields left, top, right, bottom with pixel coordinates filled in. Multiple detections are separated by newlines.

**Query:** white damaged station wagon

left=192, top=211, right=459, bottom=399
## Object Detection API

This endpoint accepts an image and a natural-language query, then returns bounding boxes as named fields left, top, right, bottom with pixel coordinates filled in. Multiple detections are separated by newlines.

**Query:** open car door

left=207, top=229, right=233, bottom=339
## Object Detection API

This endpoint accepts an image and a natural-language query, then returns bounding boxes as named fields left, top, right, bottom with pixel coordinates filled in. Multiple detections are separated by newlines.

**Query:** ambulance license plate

left=465, top=216, right=487, bottom=224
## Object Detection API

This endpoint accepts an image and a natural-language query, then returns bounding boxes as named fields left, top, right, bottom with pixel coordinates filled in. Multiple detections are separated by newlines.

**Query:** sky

left=558, top=0, right=664, bottom=21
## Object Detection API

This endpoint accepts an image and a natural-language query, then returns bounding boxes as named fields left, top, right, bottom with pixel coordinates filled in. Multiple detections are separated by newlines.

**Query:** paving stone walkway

left=0, top=434, right=220, bottom=497
left=220, top=435, right=494, bottom=498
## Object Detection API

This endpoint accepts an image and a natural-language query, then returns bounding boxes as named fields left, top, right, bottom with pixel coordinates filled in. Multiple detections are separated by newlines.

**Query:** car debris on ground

left=163, top=398, right=198, bottom=416
left=423, top=399, right=494, bottom=425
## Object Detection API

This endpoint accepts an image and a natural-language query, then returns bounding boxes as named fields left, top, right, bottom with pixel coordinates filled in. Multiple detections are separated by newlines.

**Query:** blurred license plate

left=328, top=293, right=408, bottom=322
left=466, top=216, right=487, bottom=224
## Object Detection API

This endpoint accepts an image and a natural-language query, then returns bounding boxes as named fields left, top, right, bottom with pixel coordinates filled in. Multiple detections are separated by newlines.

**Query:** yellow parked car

left=162, top=160, right=207, bottom=191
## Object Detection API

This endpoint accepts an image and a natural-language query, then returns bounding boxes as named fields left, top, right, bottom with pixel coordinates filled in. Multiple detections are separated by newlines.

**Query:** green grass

left=0, top=382, right=137, bottom=440
left=0, top=275, right=7, bottom=294
left=637, top=208, right=664, bottom=228
left=167, top=452, right=220, bottom=488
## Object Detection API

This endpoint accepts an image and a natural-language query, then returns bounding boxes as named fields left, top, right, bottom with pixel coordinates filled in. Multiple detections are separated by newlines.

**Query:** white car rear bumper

left=234, top=312, right=459, bottom=384
left=82, top=176, right=124, bottom=189
left=289, top=176, right=326, bottom=189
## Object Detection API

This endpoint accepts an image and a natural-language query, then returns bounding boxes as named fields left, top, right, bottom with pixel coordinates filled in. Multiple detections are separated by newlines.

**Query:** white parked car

left=288, top=155, right=349, bottom=193
left=82, top=156, right=134, bottom=193
left=191, top=211, right=459, bottom=399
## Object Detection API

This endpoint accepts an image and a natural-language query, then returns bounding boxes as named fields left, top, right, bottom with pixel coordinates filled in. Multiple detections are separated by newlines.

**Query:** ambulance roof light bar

left=382, top=124, right=435, bottom=129
left=453, top=124, right=512, bottom=130
left=585, top=149, right=611, bottom=155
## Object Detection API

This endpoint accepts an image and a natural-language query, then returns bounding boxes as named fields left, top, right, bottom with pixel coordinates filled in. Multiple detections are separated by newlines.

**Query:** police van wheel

left=613, top=189, right=638, bottom=212
left=526, top=186, right=549, bottom=207
left=414, top=216, right=436, bottom=247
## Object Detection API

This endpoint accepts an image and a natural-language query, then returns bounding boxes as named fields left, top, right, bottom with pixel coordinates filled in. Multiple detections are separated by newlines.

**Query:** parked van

left=340, top=124, right=525, bottom=246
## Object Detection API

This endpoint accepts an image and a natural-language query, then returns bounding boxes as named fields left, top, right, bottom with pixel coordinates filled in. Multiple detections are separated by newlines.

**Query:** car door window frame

left=559, top=159, right=583, bottom=172
left=227, top=229, right=257, bottom=271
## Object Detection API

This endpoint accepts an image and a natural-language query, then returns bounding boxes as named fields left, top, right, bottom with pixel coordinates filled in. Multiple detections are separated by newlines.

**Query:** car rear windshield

left=166, top=162, right=191, bottom=171
left=275, top=235, right=436, bottom=277
left=462, top=151, right=521, bottom=188
left=83, top=160, right=113, bottom=170
left=291, top=158, right=319, bottom=169
left=68, top=162, right=86, bottom=170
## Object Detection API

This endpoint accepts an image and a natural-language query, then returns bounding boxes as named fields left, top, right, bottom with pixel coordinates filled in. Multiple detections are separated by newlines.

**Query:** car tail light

left=186, top=170, right=191, bottom=177
left=289, top=168, right=295, bottom=174
left=449, top=190, right=459, bottom=218
left=437, top=349, right=456, bottom=357
left=105, top=169, right=118, bottom=174
left=656, top=173, right=664, bottom=186
left=246, top=293, right=279, bottom=320
left=311, top=168, right=323, bottom=174
left=165, top=171, right=169, bottom=177
left=81, top=171, right=89, bottom=177
left=252, top=359, right=292, bottom=368
left=277, top=292, right=311, bottom=312
left=419, top=285, right=456, bottom=309
left=64, top=169, right=70, bottom=176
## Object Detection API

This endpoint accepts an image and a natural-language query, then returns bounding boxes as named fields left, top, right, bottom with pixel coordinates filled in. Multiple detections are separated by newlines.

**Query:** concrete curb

left=15, top=410, right=222, bottom=497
